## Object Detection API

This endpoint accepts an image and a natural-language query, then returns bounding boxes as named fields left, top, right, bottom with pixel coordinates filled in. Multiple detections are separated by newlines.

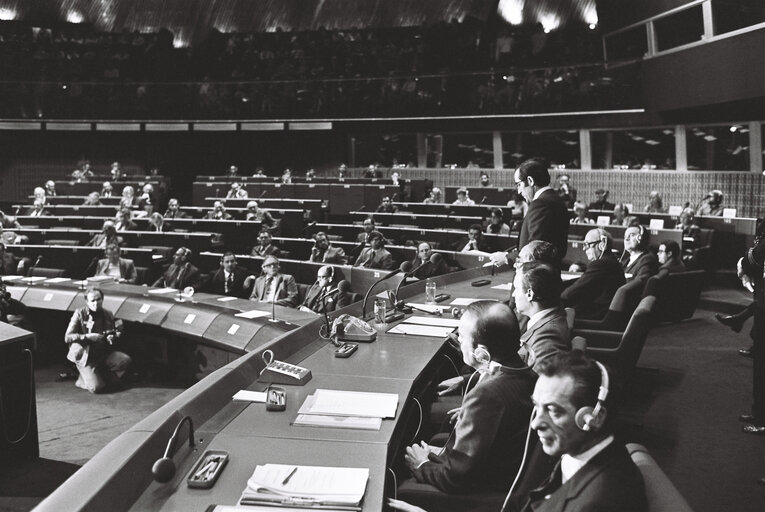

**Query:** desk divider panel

left=161, top=302, right=221, bottom=338
left=293, top=183, right=330, bottom=201
left=117, top=296, right=174, bottom=326
left=363, top=185, right=399, bottom=212
left=329, top=184, right=365, bottom=215
left=69, top=291, right=127, bottom=313
left=21, top=286, right=78, bottom=310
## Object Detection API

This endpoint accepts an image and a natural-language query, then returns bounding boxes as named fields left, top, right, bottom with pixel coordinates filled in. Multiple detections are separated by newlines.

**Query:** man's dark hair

left=463, top=301, right=521, bottom=362
left=535, top=350, right=610, bottom=415
left=468, top=223, right=483, bottom=233
left=516, top=158, right=551, bottom=187
left=490, top=208, right=503, bottom=219
left=314, top=231, right=328, bottom=240
left=221, top=251, right=237, bottom=261
left=661, top=239, right=680, bottom=259
left=524, top=240, right=558, bottom=263
left=517, top=261, right=562, bottom=308
left=86, top=287, right=104, bottom=300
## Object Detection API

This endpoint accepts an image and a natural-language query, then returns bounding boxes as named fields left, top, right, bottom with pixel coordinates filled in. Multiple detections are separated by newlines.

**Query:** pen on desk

left=282, top=467, right=298, bottom=485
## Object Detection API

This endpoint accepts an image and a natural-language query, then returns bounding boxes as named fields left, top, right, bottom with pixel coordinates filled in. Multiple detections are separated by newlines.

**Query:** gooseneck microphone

left=259, top=190, right=267, bottom=198
left=361, top=262, right=411, bottom=319
left=152, top=415, right=195, bottom=483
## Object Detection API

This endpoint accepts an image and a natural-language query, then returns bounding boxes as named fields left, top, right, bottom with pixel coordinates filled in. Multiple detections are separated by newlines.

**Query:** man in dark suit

left=621, top=226, right=659, bottom=285
left=26, top=199, right=51, bottom=217
left=251, top=230, right=282, bottom=258
left=88, top=221, right=125, bottom=249
left=356, top=216, right=376, bottom=244
left=400, top=301, right=536, bottom=496
left=93, top=243, right=138, bottom=284
left=516, top=158, right=569, bottom=262
left=354, top=230, right=394, bottom=270
left=411, top=242, right=448, bottom=279
left=115, top=209, right=138, bottom=232
left=164, top=198, right=188, bottom=220
left=203, top=252, right=250, bottom=298
left=0, top=242, right=24, bottom=275
left=556, top=174, right=577, bottom=209
left=454, top=224, right=491, bottom=253
left=246, top=256, right=299, bottom=307
left=518, top=351, right=647, bottom=511
left=299, top=266, right=353, bottom=314
left=309, top=232, right=348, bottom=265
left=657, top=239, right=686, bottom=274
left=513, top=261, right=571, bottom=370
left=561, top=229, right=626, bottom=320
left=152, top=247, right=201, bottom=290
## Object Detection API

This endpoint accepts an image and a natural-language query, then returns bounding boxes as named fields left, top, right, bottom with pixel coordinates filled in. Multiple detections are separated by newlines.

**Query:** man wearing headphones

left=203, top=252, right=251, bottom=298
left=561, top=229, right=626, bottom=320
left=299, top=265, right=352, bottom=314
left=389, top=352, right=648, bottom=512
left=400, top=301, right=536, bottom=499
left=246, top=255, right=299, bottom=307
left=309, top=232, right=348, bottom=265
left=513, top=262, right=571, bottom=370
left=621, top=225, right=659, bottom=285
left=153, top=247, right=201, bottom=290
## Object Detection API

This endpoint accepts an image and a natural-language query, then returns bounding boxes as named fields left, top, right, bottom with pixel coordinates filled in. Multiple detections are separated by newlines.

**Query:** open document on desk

left=239, top=464, right=369, bottom=511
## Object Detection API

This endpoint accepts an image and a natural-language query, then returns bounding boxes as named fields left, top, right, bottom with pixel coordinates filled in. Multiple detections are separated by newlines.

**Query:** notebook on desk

left=239, top=464, right=368, bottom=511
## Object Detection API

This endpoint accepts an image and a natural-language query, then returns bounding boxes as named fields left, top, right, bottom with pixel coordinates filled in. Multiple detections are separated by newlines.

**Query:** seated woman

left=570, top=201, right=594, bottom=224
left=485, top=208, right=510, bottom=235
left=644, top=190, right=667, bottom=213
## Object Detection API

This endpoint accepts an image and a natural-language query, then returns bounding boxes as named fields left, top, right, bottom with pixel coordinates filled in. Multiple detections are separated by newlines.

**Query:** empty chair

left=28, top=267, right=66, bottom=278
left=574, top=277, right=646, bottom=332
left=627, top=444, right=694, bottom=512
left=644, top=270, right=704, bottom=323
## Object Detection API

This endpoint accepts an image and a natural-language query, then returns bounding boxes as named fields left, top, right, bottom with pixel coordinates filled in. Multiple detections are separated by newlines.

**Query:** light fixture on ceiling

left=67, top=11, right=84, bottom=24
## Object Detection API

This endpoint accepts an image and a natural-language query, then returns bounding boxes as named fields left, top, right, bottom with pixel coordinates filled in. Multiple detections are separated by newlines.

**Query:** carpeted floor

left=2, top=303, right=764, bottom=511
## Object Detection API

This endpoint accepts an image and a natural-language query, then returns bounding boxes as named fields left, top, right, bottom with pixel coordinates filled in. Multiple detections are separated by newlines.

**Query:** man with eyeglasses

left=251, top=230, right=281, bottom=257
left=561, top=229, right=625, bottom=320
left=246, top=256, right=298, bottom=307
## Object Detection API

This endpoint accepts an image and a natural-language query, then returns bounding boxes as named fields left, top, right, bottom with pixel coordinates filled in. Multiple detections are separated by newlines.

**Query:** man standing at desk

left=354, top=231, right=393, bottom=270
left=153, top=247, right=201, bottom=290
left=246, top=256, right=299, bottom=307
left=65, top=288, right=132, bottom=393
left=94, top=243, right=138, bottom=284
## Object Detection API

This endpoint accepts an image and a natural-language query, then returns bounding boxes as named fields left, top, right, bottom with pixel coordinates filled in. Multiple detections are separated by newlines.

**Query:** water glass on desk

left=374, top=297, right=387, bottom=326
left=425, top=279, right=436, bottom=304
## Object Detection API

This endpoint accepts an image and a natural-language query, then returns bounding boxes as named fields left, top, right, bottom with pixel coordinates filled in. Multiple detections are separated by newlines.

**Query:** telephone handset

left=257, top=349, right=312, bottom=386
left=331, top=314, right=377, bottom=343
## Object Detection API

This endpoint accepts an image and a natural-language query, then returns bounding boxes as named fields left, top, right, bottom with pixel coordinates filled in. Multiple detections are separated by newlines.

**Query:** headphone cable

left=500, top=408, right=536, bottom=512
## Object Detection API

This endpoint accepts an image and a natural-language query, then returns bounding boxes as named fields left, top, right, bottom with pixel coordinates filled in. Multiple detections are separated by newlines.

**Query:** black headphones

left=574, top=360, right=610, bottom=432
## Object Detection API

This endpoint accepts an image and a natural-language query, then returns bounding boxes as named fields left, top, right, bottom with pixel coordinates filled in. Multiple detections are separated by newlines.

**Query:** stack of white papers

left=306, top=389, right=398, bottom=418
left=403, top=316, right=459, bottom=328
left=240, top=464, right=369, bottom=510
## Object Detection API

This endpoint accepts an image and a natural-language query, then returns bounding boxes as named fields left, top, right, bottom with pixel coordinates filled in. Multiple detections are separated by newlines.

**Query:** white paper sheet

left=307, top=389, right=398, bottom=419
left=449, top=297, right=483, bottom=306
left=148, top=287, right=177, bottom=294
left=388, top=323, right=455, bottom=338
left=491, top=283, right=513, bottom=291
left=402, top=316, right=460, bottom=328
left=45, top=277, right=71, bottom=283
left=232, top=390, right=267, bottom=402
left=234, top=309, right=271, bottom=319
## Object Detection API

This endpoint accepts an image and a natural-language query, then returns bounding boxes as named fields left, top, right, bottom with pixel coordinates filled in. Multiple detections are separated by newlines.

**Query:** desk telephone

left=258, top=350, right=312, bottom=386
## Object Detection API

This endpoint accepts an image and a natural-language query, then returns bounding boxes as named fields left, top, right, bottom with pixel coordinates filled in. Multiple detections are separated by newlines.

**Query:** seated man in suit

left=206, top=200, right=232, bottom=220
left=657, top=239, right=685, bottom=274
left=390, top=351, right=648, bottom=512
left=299, top=265, right=353, bottom=314
left=164, top=198, right=188, bottom=220
left=245, top=200, right=275, bottom=227
left=400, top=301, right=536, bottom=496
left=245, top=256, right=299, bottom=307
left=452, top=187, right=476, bottom=206
left=621, top=226, right=659, bottom=285
left=64, top=288, right=132, bottom=394
left=44, top=180, right=57, bottom=197
left=376, top=196, right=399, bottom=214
left=411, top=242, right=449, bottom=279
left=88, top=221, right=125, bottom=249
left=251, top=230, right=282, bottom=257
left=94, top=243, right=138, bottom=284
left=310, top=232, right=348, bottom=265
left=485, top=208, right=511, bottom=235
left=513, top=261, right=571, bottom=370
left=100, top=181, right=114, bottom=198
left=354, top=230, right=394, bottom=270
left=26, top=198, right=51, bottom=217
left=561, top=229, right=626, bottom=320
left=147, top=212, right=173, bottom=232
left=0, top=242, right=25, bottom=275
left=114, top=208, right=137, bottom=232
left=455, top=224, right=491, bottom=253
left=356, top=216, right=377, bottom=243
left=226, top=182, right=248, bottom=199
left=695, top=189, right=724, bottom=217
left=153, top=247, right=201, bottom=290
left=203, top=252, right=250, bottom=298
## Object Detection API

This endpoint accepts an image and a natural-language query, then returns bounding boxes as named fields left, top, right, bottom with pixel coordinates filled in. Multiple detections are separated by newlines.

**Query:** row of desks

left=52, top=180, right=161, bottom=196
left=36, top=265, right=504, bottom=512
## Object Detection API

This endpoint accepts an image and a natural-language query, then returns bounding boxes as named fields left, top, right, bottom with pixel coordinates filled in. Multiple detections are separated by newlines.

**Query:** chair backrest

left=134, top=266, right=149, bottom=285
left=29, top=266, right=66, bottom=278
left=627, top=443, right=694, bottom=512
left=654, top=270, right=705, bottom=322
left=296, top=283, right=312, bottom=305
left=618, top=295, right=656, bottom=374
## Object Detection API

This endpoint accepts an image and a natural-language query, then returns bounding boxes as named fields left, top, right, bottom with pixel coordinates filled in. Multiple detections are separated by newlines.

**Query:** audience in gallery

left=353, top=230, right=394, bottom=270
left=588, top=188, right=614, bottom=212
left=252, top=167, right=267, bottom=178
left=400, top=301, right=536, bottom=494
left=611, top=203, right=638, bottom=227
left=570, top=201, right=593, bottom=224
left=251, top=230, right=282, bottom=258
left=245, top=255, right=299, bottom=307
left=202, top=252, right=250, bottom=298
left=657, top=240, right=686, bottom=274
left=226, top=165, right=239, bottom=177
left=298, top=265, right=352, bottom=314
left=309, top=232, right=348, bottom=265
left=644, top=190, right=666, bottom=214
left=93, top=243, right=138, bottom=284
left=153, top=247, right=201, bottom=290
left=560, top=228, right=625, bottom=321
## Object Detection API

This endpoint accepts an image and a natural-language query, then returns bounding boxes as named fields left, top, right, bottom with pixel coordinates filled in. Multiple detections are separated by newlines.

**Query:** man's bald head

left=461, top=301, right=521, bottom=363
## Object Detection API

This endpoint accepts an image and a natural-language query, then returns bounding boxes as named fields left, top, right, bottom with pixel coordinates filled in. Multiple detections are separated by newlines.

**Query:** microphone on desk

left=152, top=415, right=195, bottom=483
left=259, top=190, right=267, bottom=198
left=361, top=261, right=411, bottom=320
left=214, top=188, right=220, bottom=198
left=392, top=256, right=439, bottom=308
left=390, top=193, right=398, bottom=202
left=302, top=221, right=317, bottom=234
left=357, top=205, right=366, bottom=213
left=480, top=196, right=487, bottom=205
left=31, top=255, right=43, bottom=269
